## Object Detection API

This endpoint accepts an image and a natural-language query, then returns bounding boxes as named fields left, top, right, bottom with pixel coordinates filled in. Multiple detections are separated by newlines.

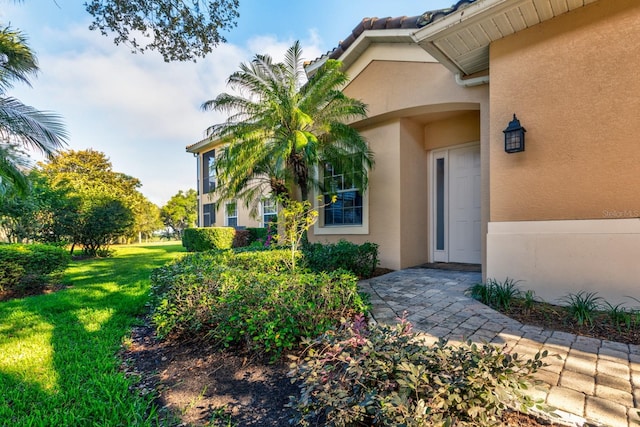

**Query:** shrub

left=303, top=240, right=379, bottom=278
left=246, top=227, right=269, bottom=244
left=232, top=229, right=251, bottom=248
left=0, top=244, right=70, bottom=292
left=150, top=254, right=367, bottom=359
left=227, top=248, right=299, bottom=273
left=0, top=261, right=25, bottom=292
left=182, top=227, right=235, bottom=252
left=289, top=316, right=547, bottom=427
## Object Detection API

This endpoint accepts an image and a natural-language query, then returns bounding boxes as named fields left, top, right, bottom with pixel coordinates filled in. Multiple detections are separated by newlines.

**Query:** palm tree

left=201, top=41, right=373, bottom=208
left=0, top=26, right=67, bottom=196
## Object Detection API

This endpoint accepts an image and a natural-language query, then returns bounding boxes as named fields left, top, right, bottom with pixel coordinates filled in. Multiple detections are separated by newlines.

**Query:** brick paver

left=360, top=268, right=639, bottom=427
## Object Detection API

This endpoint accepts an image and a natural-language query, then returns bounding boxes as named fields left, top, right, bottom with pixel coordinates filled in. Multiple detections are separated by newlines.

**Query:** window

left=202, top=150, right=215, bottom=193
left=225, top=201, right=238, bottom=227
left=203, top=203, right=215, bottom=227
left=322, top=162, right=363, bottom=226
left=261, top=199, right=278, bottom=227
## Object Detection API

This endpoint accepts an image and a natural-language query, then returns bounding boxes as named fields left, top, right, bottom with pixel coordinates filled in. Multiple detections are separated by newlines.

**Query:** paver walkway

left=359, top=268, right=639, bottom=427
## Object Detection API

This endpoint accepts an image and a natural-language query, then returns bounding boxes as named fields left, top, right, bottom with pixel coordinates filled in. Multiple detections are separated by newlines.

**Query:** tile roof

left=318, top=0, right=479, bottom=63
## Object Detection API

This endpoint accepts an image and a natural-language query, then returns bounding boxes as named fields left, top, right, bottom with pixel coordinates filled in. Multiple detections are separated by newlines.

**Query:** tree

left=40, top=149, right=149, bottom=255
left=0, top=26, right=67, bottom=196
left=0, top=170, right=79, bottom=244
left=84, top=0, right=239, bottom=62
left=128, top=197, right=162, bottom=243
left=74, top=197, right=133, bottom=257
left=160, top=189, right=197, bottom=238
left=202, top=41, right=374, bottom=207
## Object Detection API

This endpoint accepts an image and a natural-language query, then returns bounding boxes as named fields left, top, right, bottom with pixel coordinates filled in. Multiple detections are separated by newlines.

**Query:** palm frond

left=0, top=26, right=38, bottom=92
left=0, top=143, right=31, bottom=196
left=0, top=97, right=68, bottom=156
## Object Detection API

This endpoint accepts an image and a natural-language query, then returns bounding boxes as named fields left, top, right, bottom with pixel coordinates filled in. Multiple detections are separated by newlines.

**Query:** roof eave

left=306, top=28, right=416, bottom=77
left=186, top=135, right=217, bottom=154
left=412, top=0, right=508, bottom=76
left=412, top=0, right=600, bottom=76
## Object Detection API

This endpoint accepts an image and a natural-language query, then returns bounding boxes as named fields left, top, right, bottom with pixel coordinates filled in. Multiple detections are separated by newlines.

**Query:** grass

left=0, top=242, right=185, bottom=426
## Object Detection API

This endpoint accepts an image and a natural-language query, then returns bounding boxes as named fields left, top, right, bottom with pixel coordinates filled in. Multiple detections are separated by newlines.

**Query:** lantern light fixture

left=503, top=114, right=526, bottom=153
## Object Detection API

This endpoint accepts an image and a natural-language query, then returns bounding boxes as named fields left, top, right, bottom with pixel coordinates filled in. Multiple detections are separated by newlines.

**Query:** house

left=187, top=0, right=640, bottom=304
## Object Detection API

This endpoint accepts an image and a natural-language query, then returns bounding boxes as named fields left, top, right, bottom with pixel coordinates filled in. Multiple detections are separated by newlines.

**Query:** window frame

left=225, top=200, right=238, bottom=227
left=202, top=203, right=215, bottom=227
left=202, top=149, right=216, bottom=193
left=261, top=198, right=278, bottom=228
left=314, top=162, right=369, bottom=235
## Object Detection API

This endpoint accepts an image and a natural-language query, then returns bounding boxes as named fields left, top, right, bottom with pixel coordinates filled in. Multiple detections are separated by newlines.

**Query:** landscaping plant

left=303, top=240, right=379, bottom=279
left=562, top=291, right=602, bottom=327
left=0, top=243, right=70, bottom=293
left=150, top=249, right=367, bottom=360
left=468, top=278, right=521, bottom=311
left=289, top=315, right=547, bottom=427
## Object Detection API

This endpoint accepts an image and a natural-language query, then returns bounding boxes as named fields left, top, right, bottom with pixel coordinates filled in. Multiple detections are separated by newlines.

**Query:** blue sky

left=1, top=1, right=453, bottom=206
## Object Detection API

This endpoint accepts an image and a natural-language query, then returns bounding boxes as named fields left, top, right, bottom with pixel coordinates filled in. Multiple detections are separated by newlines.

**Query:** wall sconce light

left=503, top=114, right=526, bottom=153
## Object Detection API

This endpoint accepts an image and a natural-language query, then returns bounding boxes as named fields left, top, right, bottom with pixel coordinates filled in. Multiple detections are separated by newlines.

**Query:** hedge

left=182, top=227, right=235, bottom=252
left=303, top=240, right=379, bottom=278
left=0, top=244, right=70, bottom=292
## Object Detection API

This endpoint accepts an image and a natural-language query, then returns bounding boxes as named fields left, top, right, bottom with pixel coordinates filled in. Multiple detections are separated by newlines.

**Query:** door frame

left=428, top=141, right=480, bottom=263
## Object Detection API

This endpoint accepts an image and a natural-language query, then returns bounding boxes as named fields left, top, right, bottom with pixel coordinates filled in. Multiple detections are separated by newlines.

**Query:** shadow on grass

left=0, top=243, right=184, bottom=425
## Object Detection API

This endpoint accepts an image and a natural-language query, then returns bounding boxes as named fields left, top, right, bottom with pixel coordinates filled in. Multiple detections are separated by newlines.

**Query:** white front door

left=432, top=145, right=481, bottom=264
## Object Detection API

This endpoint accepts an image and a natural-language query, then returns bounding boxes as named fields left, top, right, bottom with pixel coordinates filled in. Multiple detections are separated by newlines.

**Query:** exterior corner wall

left=489, top=0, right=640, bottom=222
left=486, top=219, right=640, bottom=305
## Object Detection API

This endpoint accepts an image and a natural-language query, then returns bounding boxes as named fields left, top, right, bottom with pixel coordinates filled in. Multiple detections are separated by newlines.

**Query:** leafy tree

left=84, top=0, right=239, bottom=62
left=160, top=189, right=197, bottom=238
left=202, top=41, right=374, bottom=205
left=72, top=197, right=133, bottom=257
left=0, top=170, right=79, bottom=244
left=40, top=149, right=150, bottom=255
left=128, top=197, right=162, bottom=243
left=0, top=26, right=67, bottom=196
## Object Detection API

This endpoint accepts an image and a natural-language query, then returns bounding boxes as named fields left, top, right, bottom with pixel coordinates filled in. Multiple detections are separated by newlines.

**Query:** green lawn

left=0, top=243, right=185, bottom=426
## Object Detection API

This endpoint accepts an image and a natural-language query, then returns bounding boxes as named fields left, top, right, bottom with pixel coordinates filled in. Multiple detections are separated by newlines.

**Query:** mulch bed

left=120, top=321, right=560, bottom=427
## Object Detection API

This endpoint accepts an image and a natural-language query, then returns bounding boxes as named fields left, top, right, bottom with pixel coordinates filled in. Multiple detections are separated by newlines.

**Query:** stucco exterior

left=489, top=0, right=640, bottom=222
left=486, top=0, right=640, bottom=304
left=309, top=56, right=488, bottom=270
left=191, top=143, right=264, bottom=229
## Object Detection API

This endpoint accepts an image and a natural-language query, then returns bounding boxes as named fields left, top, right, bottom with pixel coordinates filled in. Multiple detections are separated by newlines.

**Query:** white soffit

left=412, top=0, right=599, bottom=76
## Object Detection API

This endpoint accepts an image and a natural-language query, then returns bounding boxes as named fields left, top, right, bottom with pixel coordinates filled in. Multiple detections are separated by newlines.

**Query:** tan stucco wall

left=344, top=60, right=486, bottom=123
left=195, top=147, right=262, bottom=229
left=490, top=0, right=640, bottom=222
left=399, top=118, right=430, bottom=268
left=424, top=111, right=480, bottom=151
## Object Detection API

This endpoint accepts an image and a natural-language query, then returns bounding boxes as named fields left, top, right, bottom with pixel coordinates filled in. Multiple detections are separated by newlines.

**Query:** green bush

left=182, top=227, right=235, bottom=252
left=227, top=248, right=299, bottom=273
left=246, top=227, right=269, bottom=244
left=303, top=240, right=379, bottom=278
left=150, top=253, right=367, bottom=359
left=0, top=261, right=25, bottom=292
left=289, top=317, right=547, bottom=427
left=0, top=244, right=70, bottom=292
